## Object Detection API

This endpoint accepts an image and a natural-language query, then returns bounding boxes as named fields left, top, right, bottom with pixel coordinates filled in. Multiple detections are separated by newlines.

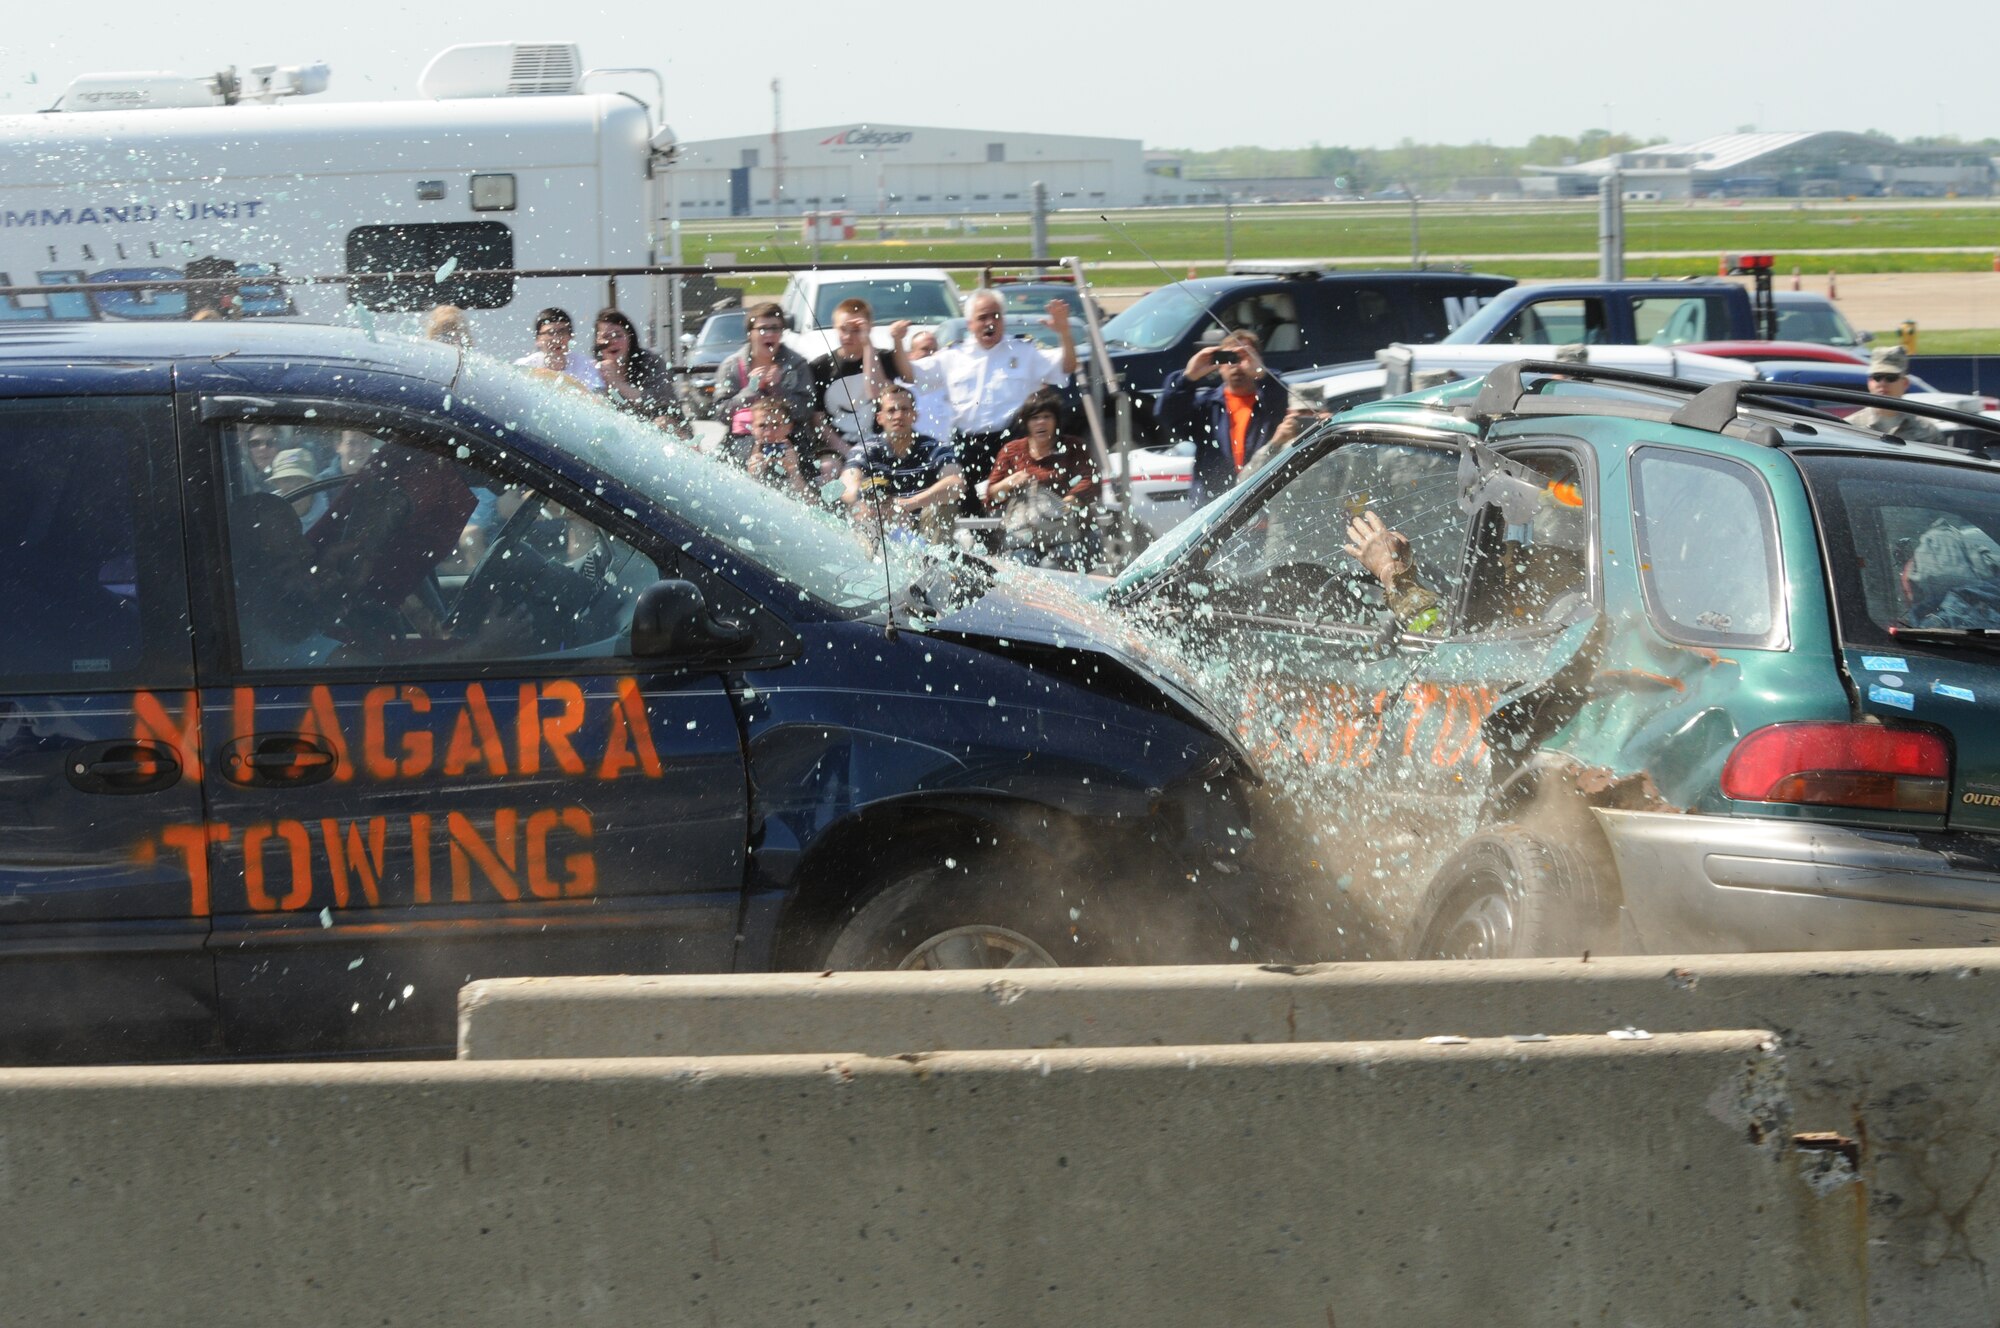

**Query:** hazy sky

left=2, top=0, right=1992, bottom=151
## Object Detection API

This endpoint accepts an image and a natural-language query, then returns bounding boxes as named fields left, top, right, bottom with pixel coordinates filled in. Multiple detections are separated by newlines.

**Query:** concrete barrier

left=0, top=1031, right=1857, bottom=1326
left=464, top=950, right=2000, bottom=1325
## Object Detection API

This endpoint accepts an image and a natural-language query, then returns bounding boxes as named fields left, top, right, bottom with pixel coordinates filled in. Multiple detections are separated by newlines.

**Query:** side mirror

left=1858, top=329, right=1875, bottom=345
left=629, top=579, right=753, bottom=659
left=678, top=331, right=696, bottom=351
left=1196, top=326, right=1227, bottom=347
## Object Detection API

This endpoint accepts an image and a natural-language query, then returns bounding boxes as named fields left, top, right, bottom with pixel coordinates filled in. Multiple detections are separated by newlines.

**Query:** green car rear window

left=1796, top=452, right=2000, bottom=645
left=1630, top=446, right=1786, bottom=649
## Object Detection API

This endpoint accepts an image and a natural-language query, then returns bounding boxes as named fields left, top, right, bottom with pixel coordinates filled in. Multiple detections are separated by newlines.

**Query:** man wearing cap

left=1849, top=345, right=1943, bottom=444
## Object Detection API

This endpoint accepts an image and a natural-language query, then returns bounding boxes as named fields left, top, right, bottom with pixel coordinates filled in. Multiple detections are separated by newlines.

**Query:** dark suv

left=0, top=322, right=1256, bottom=1063
left=1099, top=269, right=1514, bottom=429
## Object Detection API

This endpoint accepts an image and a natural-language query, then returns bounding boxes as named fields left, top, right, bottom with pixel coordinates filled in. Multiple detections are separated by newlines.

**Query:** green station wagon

left=1108, top=360, right=2000, bottom=961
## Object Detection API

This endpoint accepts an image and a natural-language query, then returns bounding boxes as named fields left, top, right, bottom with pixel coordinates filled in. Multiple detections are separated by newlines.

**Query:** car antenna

left=1099, top=213, right=1242, bottom=345
left=756, top=221, right=902, bottom=639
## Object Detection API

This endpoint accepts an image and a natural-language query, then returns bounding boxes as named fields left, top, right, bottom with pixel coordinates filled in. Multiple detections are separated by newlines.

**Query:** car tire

left=1405, top=825, right=1612, bottom=961
left=820, top=854, right=1086, bottom=972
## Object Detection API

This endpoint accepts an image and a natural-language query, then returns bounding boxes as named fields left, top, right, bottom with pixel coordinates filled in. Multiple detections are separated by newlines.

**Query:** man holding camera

left=1157, top=328, right=1289, bottom=508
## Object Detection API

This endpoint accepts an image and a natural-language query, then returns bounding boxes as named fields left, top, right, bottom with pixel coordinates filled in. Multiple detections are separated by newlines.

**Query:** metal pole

left=1223, top=196, right=1234, bottom=268
left=1598, top=172, right=1625, bottom=281
left=1030, top=181, right=1049, bottom=261
left=1063, top=254, right=1129, bottom=551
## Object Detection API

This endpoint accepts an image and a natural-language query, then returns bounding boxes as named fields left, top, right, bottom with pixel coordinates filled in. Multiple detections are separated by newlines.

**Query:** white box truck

left=0, top=42, right=685, bottom=356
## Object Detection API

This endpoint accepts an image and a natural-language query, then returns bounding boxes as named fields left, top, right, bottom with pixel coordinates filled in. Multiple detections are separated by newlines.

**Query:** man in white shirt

left=891, top=289, right=1076, bottom=513
left=513, top=307, right=605, bottom=390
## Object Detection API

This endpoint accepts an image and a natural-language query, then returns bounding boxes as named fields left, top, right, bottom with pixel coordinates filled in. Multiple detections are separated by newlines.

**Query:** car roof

left=1163, top=271, right=1514, bottom=296
left=1771, top=290, right=1836, bottom=305
left=1679, top=339, right=1866, bottom=363
left=0, top=321, right=455, bottom=390
left=1489, top=280, right=1739, bottom=296
left=1336, top=359, right=1999, bottom=468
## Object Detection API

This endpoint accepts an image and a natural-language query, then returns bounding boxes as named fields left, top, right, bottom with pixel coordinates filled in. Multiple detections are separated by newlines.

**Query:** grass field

left=680, top=200, right=2000, bottom=274
left=679, top=199, right=2000, bottom=348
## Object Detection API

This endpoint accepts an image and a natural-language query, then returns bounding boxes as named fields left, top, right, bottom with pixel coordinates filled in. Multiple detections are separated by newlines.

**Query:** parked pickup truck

left=1441, top=280, right=1758, bottom=348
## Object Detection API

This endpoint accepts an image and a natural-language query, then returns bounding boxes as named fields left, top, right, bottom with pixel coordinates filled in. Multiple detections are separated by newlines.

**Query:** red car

left=1680, top=340, right=1868, bottom=365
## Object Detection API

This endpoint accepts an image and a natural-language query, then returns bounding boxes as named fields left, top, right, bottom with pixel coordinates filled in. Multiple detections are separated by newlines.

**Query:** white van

left=0, top=42, right=682, bottom=353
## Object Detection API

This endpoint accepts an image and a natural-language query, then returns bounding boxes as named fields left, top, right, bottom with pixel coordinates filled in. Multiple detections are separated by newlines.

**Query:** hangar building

left=672, top=124, right=1151, bottom=217
left=1522, top=131, right=1996, bottom=199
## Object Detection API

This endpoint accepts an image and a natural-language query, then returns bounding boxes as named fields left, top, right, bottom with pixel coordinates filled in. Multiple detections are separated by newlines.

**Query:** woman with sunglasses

left=713, top=301, right=815, bottom=461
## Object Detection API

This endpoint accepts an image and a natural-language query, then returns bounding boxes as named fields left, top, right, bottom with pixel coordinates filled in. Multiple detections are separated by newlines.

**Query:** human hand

left=1343, top=510, right=1412, bottom=588
left=1045, top=299, right=1071, bottom=333
left=889, top=319, right=911, bottom=345
left=1186, top=347, right=1218, bottom=380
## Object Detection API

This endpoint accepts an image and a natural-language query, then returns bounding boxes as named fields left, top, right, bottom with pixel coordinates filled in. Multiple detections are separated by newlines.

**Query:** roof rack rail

left=1670, top=380, right=2000, bottom=441
left=1458, top=359, right=1706, bottom=423
left=1458, top=359, right=2000, bottom=449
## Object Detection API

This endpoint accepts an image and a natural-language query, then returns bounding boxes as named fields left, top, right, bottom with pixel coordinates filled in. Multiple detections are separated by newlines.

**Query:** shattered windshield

left=457, top=355, right=895, bottom=613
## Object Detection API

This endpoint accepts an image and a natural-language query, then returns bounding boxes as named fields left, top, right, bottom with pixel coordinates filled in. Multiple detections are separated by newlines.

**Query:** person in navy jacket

left=1156, top=328, right=1291, bottom=508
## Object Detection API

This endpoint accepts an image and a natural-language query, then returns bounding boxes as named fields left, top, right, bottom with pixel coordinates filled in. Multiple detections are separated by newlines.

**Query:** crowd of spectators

left=470, top=286, right=1303, bottom=573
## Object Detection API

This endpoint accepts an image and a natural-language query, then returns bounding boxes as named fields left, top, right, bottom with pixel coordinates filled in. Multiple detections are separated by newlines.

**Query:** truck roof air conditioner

left=419, top=42, right=584, bottom=99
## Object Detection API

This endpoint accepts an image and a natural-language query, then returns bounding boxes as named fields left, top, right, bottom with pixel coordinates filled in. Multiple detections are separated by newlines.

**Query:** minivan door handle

left=66, top=740, right=183, bottom=795
left=220, top=733, right=338, bottom=787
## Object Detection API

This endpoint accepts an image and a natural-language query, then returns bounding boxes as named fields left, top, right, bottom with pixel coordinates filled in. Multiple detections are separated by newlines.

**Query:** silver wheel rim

left=1429, top=883, right=1515, bottom=960
left=896, top=925, right=1060, bottom=970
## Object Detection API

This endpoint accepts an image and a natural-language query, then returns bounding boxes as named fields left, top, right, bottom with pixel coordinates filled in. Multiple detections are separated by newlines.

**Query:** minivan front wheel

left=1407, top=826, right=1612, bottom=961
left=821, top=862, right=1080, bottom=972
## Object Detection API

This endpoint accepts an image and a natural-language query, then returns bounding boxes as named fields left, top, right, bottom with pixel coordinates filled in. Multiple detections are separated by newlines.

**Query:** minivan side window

left=1497, top=298, right=1606, bottom=345
left=1630, top=447, right=1786, bottom=648
left=218, top=422, right=658, bottom=671
left=1634, top=295, right=1731, bottom=346
left=0, top=398, right=190, bottom=688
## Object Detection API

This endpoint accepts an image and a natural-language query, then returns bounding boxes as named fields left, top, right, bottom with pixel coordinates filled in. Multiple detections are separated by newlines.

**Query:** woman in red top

left=985, top=388, right=1101, bottom=570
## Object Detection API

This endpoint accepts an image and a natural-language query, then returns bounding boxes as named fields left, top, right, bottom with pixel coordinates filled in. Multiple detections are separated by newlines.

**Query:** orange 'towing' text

left=155, top=805, right=596, bottom=918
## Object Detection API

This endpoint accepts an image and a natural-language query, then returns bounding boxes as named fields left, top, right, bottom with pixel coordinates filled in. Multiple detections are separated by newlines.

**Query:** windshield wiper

left=1888, top=625, right=2000, bottom=653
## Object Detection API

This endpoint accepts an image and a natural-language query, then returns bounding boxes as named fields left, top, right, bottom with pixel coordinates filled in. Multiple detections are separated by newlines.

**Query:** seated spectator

left=324, top=429, right=379, bottom=478
left=1157, top=329, right=1289, bottom=507
left=742, top=398, right=814, bottom=501
left=714, top=301, right=815, bottom=460
left=424, top=304, right=473, bottom=348
left=264, top=448, right=325, bottom=524
left=514, top=307, right=604, bottom=390
left=840, top=384, right=962, bottom=542
left=984, top=387, right=1100, bottom=570
left=593, top=307, right=680, bottom=431
left=241, top=423, right=285, bottom=483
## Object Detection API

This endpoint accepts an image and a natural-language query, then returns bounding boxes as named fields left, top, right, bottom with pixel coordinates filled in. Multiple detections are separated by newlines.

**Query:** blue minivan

left=0, top=323, right=1257, bottom=1063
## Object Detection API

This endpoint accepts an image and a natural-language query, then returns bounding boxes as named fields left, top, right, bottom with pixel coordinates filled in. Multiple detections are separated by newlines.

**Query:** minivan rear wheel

left=1407, top=825, right=1612, bottom=961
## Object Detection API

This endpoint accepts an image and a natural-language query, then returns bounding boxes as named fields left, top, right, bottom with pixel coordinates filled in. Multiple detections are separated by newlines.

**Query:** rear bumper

left=1593, top=808, right=2000, bottom=953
